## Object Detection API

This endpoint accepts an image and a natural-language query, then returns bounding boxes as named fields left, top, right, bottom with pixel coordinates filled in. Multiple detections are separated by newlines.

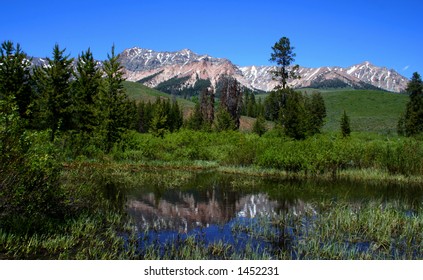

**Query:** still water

left=123, top=170, right=423, bottom=257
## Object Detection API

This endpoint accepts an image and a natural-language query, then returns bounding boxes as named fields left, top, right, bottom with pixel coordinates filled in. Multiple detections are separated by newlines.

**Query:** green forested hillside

left=123, top=81, right=195, bottom=108
left=125, top=81, right=408, bottom=134
left=257, top=89, right=408, bottom=134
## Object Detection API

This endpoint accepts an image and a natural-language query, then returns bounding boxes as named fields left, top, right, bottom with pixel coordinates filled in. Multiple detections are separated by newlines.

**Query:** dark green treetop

left=269, top=37, right=300, bottom=89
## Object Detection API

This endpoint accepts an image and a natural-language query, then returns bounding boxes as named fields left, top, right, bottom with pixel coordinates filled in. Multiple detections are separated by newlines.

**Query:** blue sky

left=1, top=0, right=422, bottom=77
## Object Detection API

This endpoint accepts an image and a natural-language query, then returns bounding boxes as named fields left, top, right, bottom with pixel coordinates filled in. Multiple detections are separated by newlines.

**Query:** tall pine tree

left=306, top=91, right=326, bottom=135
left=102, top=45, right=131, bottom=151
left=340, top=110, right=351, bottom=138
left=34, top=44, right=73, bottom=142
left=72, top=48, right=102, bottom=133
left=269, top=37, right=300, bottom=89
left=401, top=72, right=423, bottom=136
left=0, top=41, right=33, bottom=122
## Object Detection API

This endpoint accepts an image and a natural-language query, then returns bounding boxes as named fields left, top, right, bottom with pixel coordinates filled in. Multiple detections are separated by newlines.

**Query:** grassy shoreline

left=64, top=159, right=423, bottom=187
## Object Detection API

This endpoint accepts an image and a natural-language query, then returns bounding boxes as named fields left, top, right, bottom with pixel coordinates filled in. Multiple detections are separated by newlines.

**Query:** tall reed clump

left=271, top=201, right=423, bottom=259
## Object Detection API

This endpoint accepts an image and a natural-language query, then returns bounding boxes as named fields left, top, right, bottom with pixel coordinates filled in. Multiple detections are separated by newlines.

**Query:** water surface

left=124, top=170, right=423, bottom=258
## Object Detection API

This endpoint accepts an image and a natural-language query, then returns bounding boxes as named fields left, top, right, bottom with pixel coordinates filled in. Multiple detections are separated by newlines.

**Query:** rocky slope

left=119, top=47, right=250, bottom=90
left=240, top=62, right=408, bottom=92
left=119, top=47, right=408, bottom=93
left=30, top=47, right=408, bottom=93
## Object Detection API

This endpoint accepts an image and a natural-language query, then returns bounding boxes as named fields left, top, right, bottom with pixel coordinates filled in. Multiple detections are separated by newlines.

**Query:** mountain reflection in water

left=125, top=170, right=422, bottom=234
left=127, top=192, right=290, bottom=233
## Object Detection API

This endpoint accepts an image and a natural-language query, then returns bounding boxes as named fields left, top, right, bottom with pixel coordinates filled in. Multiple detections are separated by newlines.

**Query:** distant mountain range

left=118, top=47, right=408, bottom=93
left=31, top=47, right=409, bottom=93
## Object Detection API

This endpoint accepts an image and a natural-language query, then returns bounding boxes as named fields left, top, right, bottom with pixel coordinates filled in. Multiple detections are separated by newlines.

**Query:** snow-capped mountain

left=29, top=47, right=408, bottom=93
left=240, top=62, right=408, bottom=92
left=119, top=47, right=408, bottom=93
left=119, top=47, right=250, bottom=90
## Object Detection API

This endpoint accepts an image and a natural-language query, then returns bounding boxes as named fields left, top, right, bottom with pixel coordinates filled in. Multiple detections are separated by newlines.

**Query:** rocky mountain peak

left=119, top=47, right=408, bottom=93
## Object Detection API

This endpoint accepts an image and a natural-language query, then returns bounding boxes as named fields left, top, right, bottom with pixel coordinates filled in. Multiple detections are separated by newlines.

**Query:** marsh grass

left=125, top=199, right=423, bottom=260
left=0, top=210, right=136, bottom=259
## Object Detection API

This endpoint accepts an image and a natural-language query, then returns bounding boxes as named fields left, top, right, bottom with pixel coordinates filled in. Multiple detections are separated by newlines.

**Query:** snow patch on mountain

left=119, top=47, right=408, bottom=93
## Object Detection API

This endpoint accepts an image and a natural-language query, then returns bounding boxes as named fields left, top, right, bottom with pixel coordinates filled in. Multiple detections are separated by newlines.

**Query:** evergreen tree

left=264, top=89, right=288, bottom=121
left=340, top=110, right=351, bottom=137
left=185, top=102, right=204, bottom=130
left=0, top=41, right=33, bottom=122
left=149, top=99, right=168, bottom=138
left=306, top=91, right=327, bottom=134
left=34, top=44, right=74, bottom=142
left=280, top=89, right=308, bottom=140
left=256, top=97, right=265, bottom=117
left=102, top=45, right=131, bottom=151
left=214, top=108, right=236, bottom=132
left=72, top=48, right=102, bottom=133
left=169, top=99, right=183, bottom=132
left=397, top=113, right=405, bottom=136
left=269, top=37, right=300, bottom=89
left=252, top=115, right=267, bottom=136
left=402, top=72, right=423, bottom=136
left=219, top=76, right=243, bottom=128
left=136, top=100, right=154, bottom=133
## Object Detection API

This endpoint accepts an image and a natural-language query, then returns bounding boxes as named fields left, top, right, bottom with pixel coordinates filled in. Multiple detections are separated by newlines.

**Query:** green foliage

left=340, top=110, right=351, bottom=138
left=0, top=41, right=33, bottom=122
left=264, top=88, right=326, bottom=139
left=305, top=91, right=327, bottom=134
left=71, top=48, right=103, bottom=134
left=101, top=45, right=134, bottom=152
left=214, top=108, right=237, bottom=132
left=137, top=97, right=183, bottom=136
left=401, top=72, right=423, bottom=136
left=280, top=89, right=308, bottom=139
left=241, top=89, right=265, bottom=118
left=0, top=101, right=63, bottom=233
left=33, top=44, right=74, bottom=141
left=149, top=102, right=169, bottom=138
left=252, top=115, right=267, bottom=136
left=269, top=36, right=300, bottom=89
left=184, top=102, right=205, bottom=130
left=264, top=89, right=287, bottom=121
left=383, top=139, right=423, bottom=175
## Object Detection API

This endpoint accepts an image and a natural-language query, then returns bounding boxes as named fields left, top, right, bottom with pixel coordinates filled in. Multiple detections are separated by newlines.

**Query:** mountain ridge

left=120, top=47, right=408, bottom=93
left=30, top=47, right=409, bottom=93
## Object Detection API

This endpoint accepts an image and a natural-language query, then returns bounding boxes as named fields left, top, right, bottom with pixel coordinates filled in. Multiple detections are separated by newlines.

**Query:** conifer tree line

left=0, top=41, right=139, bottom=154
left=136, top=97, right=183, bottom=137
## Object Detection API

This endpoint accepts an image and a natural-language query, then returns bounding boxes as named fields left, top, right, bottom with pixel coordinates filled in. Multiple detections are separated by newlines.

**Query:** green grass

left=318, top=89, right=408, bottom=133
left=259, top=88, right=408, bottom=134
left=123, top=81, right=195, bottom=109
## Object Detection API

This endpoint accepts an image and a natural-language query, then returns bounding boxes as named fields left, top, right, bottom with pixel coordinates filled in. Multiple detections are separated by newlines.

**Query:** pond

left=123, top=170, right=423, bottom=259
